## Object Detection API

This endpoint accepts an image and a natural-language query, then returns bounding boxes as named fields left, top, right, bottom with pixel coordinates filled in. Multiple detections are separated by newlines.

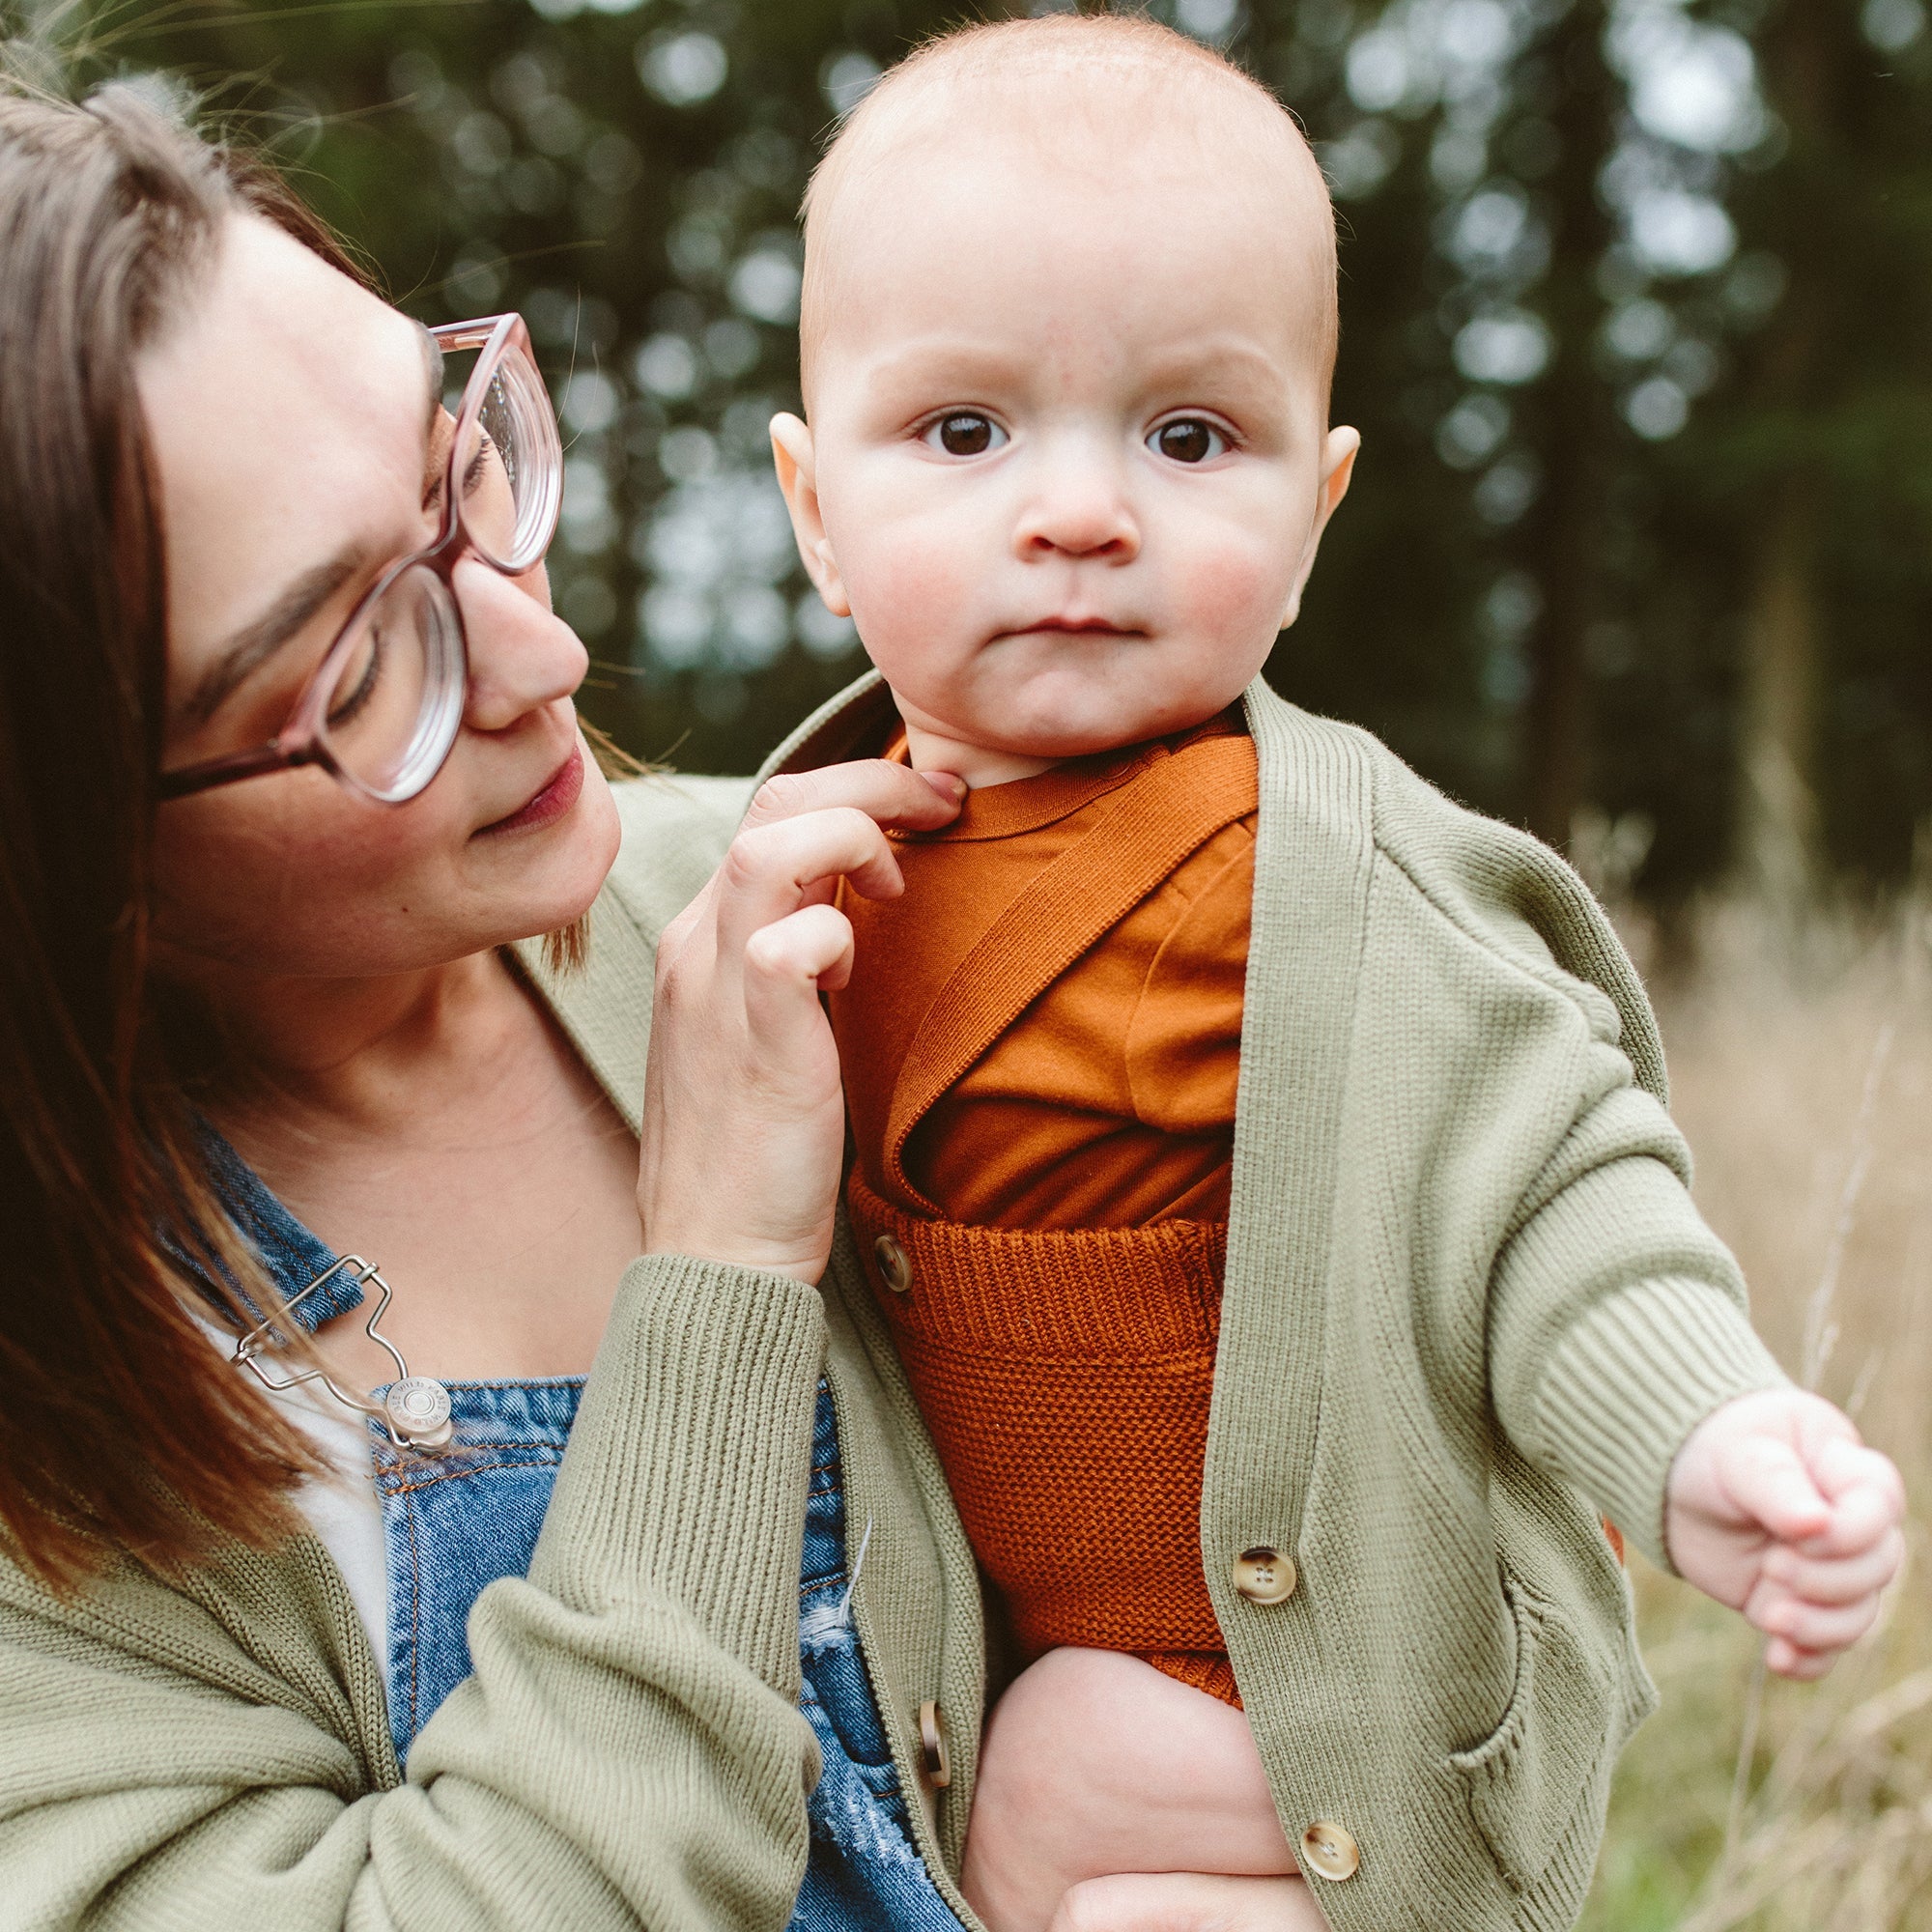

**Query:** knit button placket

left=873, top=1234, right=913, bottom=1294
left=1300, top=1821, right=1359, bottom=1881
left=1232, top=1545, right=1296, bottom=1604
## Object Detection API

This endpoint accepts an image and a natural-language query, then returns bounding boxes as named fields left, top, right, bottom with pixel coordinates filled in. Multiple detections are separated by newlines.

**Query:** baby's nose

left=1012, top=461, right=1140, bottom=561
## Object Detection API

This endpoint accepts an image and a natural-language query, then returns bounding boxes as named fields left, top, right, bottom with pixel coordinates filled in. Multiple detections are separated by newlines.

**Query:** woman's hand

left=1049, top=1874, right=1329, bottom=1932
left=638, top=760, right=962, bottom=1281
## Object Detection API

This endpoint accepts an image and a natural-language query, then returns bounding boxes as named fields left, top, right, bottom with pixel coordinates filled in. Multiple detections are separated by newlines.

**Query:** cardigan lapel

left=762, top=668, right=898, bottom=778
left=1206, top=681, right=1376, bottom=1555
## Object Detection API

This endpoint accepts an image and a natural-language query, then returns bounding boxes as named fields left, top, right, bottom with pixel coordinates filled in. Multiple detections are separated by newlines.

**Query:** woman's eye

left=1149, top=418, right=1229, bottom=464
left=327, top=627, right=387, bottom=728
left=923, top=412, right=1006, bottom=458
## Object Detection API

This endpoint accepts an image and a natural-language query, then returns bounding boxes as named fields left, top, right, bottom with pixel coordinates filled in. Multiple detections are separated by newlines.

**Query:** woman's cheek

left=154, top=779, right=444, bottom=967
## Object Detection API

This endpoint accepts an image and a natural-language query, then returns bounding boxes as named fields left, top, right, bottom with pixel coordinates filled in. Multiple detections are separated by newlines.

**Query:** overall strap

left=883, top=733, right=1255, bottom=1211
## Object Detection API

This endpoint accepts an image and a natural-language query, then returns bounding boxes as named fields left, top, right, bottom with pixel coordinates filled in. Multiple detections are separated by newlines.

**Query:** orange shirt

left=836, top=715, right=1257, bottom=1230
left=830, top=714, right=1259, bottom=1707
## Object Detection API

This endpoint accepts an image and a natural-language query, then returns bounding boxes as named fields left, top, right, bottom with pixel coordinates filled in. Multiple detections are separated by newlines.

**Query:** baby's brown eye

left=1151, top=418, right=1227, bottom=464
left=923, top=412, right=1005, bottom=457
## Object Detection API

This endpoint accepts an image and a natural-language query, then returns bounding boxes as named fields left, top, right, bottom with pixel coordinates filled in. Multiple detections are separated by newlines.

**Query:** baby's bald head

left=798, top=14, right=1338, bottom=415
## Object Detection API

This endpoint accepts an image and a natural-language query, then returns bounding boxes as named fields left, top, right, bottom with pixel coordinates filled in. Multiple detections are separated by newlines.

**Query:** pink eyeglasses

left=158, top=313, right=563, bottom=805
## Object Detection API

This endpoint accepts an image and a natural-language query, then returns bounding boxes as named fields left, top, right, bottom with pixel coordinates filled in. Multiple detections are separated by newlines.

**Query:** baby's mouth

left=1002, top=617, right=1146, bottom=638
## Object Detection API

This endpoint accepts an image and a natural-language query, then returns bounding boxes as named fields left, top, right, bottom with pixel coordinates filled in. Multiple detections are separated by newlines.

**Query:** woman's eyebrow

left=181, top=552, right=363, bottom=728
left=184, top=331, right=446, bottom=730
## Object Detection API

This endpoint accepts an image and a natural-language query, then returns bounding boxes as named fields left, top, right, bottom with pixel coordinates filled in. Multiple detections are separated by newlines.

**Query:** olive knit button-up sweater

left=767, top=672, right=1787, bottom=1932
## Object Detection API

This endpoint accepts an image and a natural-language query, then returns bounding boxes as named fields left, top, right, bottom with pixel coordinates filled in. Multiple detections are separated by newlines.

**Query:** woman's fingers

left=711, top=808, right=905, bottom=967
left=1050, top=1873, right=1327, bottom=1932
left=742, top=759, right=964, bottom=834
left=743, top=902, right=857, bottom=1002
left=703, top=760, right=965, bottom=984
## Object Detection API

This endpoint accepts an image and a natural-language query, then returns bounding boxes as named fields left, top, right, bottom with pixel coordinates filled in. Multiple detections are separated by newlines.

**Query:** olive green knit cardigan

left=0, top=678, right=1786, bottom=1932
left=761, top=673, right=1789, bottom=1932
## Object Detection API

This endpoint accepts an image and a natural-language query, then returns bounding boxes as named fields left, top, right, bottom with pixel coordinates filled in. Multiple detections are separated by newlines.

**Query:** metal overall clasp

left=230, top=1255, right=454, bottom=1452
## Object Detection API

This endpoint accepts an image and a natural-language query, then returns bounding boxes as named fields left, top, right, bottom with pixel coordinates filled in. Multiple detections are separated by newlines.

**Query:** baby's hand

left=1664, top=1388, right=1905, bottom=1679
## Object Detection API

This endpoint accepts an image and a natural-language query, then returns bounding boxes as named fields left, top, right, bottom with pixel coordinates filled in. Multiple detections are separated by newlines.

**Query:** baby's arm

left=961, top=1649, right=1321, bottom=1932
left=1482, top=1046, right=1904, bottom=1679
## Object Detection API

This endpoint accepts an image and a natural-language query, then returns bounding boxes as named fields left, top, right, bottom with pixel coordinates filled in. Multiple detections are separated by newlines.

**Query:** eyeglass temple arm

left=157, top=741, right=306, bottom=801
left=430, top=316, right=519, bottom=355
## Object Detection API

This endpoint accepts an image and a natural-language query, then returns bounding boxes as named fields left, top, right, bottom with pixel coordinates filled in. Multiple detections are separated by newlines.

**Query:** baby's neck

left=899, top=717, right=1062, bottom=792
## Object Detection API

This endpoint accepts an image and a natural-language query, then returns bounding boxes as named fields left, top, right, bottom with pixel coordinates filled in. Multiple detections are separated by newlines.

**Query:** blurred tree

left=8, top=0, right=1930, bottom=900
left=1715, top=0, right=1932, bottom=903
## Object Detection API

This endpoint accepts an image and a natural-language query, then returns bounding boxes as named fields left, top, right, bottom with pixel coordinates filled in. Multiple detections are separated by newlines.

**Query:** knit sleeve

left=0, top=1253, right=829, bottom=1932
left=1486, top=1037, right=1790, bottom=1570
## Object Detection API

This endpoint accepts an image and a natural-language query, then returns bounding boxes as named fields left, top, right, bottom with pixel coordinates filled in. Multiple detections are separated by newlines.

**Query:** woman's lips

left=479, top=740, right=584, bottom=837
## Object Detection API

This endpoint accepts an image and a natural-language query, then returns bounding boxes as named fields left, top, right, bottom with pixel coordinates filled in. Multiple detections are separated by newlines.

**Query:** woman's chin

left=489, top=756, right=622, bottom=938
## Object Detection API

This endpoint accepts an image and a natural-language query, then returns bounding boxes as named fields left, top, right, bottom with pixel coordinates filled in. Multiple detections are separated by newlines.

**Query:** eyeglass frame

left=156, top=312, right=562, bottom=805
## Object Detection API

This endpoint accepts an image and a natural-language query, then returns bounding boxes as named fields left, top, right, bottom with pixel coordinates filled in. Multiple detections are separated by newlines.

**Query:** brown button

left=1301, top=1820, right=1359, bottom=1882
left=873, top=1234, right=912, bottom=1294
left=1232, top=1545, right=1297, bottom=1604
left=918, top=1699, right=952, bottom=1787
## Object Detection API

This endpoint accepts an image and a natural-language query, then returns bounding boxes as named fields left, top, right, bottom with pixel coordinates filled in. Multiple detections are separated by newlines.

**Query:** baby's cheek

left=842, top=519, right=985, bottom=679
left=1173, top=531, right=1299, bottom=655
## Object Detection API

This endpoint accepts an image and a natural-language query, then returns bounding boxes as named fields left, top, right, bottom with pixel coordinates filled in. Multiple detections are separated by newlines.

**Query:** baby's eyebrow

left=860, top=337, right=1037, bottom=397
left=1123, top=338, right=1295, bottom=401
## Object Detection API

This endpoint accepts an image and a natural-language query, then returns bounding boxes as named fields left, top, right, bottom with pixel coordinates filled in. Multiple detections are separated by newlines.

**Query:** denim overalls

left=202, top=1131, right=966, bottom=1932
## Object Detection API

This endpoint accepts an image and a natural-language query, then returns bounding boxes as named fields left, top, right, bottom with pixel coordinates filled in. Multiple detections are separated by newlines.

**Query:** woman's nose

left=452, top=554, right=588, bottom=731
left=1011, top=440, right=1140, bottom=563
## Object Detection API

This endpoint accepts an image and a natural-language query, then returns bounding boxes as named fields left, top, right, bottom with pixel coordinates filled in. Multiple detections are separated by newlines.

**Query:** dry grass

left=1580, top=901, right=1932, bottom=1932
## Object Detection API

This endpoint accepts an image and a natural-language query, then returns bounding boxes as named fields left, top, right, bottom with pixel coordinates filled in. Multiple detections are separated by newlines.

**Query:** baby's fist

left=1664, top=1388, right=1905, bottom=1679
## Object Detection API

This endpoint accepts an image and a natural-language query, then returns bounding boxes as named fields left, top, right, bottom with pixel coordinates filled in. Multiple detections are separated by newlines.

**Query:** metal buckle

left=231, top=1255, right=453, bottom=1452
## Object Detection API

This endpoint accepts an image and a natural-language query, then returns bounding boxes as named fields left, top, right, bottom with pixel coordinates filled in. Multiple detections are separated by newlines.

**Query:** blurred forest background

left=8, top=0, right=1929, bottom=909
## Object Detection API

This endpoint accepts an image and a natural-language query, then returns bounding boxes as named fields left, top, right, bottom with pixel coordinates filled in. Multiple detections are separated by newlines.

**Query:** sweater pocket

left=1446, top=1567, right=1615, bottom=1893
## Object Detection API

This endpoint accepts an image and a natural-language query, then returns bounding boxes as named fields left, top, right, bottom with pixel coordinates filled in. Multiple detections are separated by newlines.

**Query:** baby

left=766, top=16, right=1905, bottom=1932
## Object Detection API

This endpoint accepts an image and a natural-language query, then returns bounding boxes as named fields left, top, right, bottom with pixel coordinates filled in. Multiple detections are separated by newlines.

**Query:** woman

left=0, top=75, right=1303, bottom=1932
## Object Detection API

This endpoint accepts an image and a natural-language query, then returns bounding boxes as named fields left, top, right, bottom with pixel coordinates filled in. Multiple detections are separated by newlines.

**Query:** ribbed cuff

left=1534, top=1276, right=1790, bottom=1570
left=530, top=1253, right=827, bottom=1689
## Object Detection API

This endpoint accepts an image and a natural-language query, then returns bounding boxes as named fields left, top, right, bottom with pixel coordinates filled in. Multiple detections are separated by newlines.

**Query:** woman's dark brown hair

left=0, top=74, right=369, bottom=1584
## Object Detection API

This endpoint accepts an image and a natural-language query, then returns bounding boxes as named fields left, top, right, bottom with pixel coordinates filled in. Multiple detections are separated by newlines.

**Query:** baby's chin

left=922, top=685, right=1242, bottom=764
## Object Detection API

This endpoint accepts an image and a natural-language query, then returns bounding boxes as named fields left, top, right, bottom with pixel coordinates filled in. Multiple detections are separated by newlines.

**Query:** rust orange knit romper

left=831, top=716, right=1258, bottom=1707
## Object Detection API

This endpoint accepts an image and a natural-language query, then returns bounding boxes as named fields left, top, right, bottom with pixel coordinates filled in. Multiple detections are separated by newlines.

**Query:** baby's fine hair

left=797, top=12, right=1340, bottom=408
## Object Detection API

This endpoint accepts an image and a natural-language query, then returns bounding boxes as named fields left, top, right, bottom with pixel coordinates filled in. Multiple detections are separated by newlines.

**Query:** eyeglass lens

left=321, top=562, right=465, bottom=801
left=447, top=338, right=561, bottom=575
left=317, top=336, right=560, bottom=802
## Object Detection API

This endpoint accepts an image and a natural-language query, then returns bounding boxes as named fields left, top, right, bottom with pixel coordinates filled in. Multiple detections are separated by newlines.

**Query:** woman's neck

left=168, top=939, right=647, bottom=1384
left=173, top=947, right=527, bottom=1134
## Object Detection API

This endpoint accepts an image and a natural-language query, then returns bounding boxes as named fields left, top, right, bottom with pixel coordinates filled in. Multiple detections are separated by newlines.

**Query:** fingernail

left=923, top=771, right=967, bottom=802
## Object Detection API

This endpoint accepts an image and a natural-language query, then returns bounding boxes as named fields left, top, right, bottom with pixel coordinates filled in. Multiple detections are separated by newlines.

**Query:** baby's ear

left=770, top=412, right=851, bottom=618
left=1278, top=425, right=1361, bottom=630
